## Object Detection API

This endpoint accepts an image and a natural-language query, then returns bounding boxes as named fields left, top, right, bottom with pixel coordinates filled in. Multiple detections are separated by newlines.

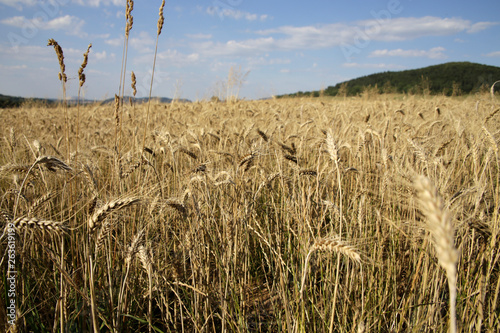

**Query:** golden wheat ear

left=35, top=156, right=72, bottom=172
left=88, top=196, right=141, bottom=232
left=415, top=175, right=458, bottom=333
left=10, top=216, right=67, bottom=233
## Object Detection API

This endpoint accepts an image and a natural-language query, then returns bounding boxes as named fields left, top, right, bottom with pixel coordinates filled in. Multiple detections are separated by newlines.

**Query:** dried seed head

left=284, top=154, right=298, bottom=164
left=239, top=152, right=257, bottom=169
left=137, top=245, right=153, bottom=274
left=79, top=43, right=92, bottom=87
left=299, top=169, right=317, bottom=176
left=311, top=236, right=361, bottom=263
left=33, top=140, right=42, bottom=154
left=165, top=198, right=187, bottom=215
left=278, top=142, right=295, bottom=155
left=131, top=71, right=137, bottom=96
left=125, top=0, right=134, bottom=38
left=126, top=228, right=144, bottom=265
left=177, top=147, right=197, bottom=160
left=47, top=38, right=66, bottom=83
left=157, top=0, right=166, bottom=36
left=114, top=94, right=120, bottom=128
left=325, top=131, right=338, bottom=163
left=35, top=156, right=72, bottom=172
left=257, top=129, right=268, bottom=142
left=88, top=197, right=140, bottom=231
left=191, top=163, right=207, bottom=173
left=11, top=216, right=67, bottom=233
left=415, top=176, right=458, bottom=275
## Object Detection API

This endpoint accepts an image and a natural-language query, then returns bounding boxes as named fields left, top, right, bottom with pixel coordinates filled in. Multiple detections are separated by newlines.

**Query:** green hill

left=0, top=94, right=190, bottom=108
left=0, top=94, right=58, bottom=108
left=282, top=62, right=500, bottom=97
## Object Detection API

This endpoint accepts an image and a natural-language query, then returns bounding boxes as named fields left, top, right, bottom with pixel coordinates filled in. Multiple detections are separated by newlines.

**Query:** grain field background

left=1, top=0, right=500, bottom=331
left=1, top=93, right=499, bottom=332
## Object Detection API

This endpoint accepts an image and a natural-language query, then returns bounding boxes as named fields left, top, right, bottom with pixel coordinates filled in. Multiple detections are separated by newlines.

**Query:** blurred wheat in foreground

left=1, top=94, right=500, bottom=332
left=415, top=175, right=458, bottom=333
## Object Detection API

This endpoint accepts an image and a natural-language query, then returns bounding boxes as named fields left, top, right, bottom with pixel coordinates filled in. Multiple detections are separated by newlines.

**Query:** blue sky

left=0, top=0, right=499, bottom=101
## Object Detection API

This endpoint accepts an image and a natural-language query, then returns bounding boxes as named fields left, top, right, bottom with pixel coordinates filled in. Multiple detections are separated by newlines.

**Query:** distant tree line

left=280, top=62, right=500, bottom=98
left=0, top=94, right=60, bottom=108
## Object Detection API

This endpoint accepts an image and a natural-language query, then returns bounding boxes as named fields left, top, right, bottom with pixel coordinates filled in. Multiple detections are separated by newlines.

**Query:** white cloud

left=247, top=57, right=291, bottom=66
left=105, top=32, right=155, bottom=51
left=1, top=16, right=27, bottom=27
left=105, top=36, right=122, bottom=47
left=356, top=16, right=472, bottom=41
left=192, top=16, right=496, bottom=58
left=0, top=0, right=37, bottom=10
left=134, top=49, right=200, bottom=68
left=0, top=44, right=85, bottom=66
left=130, top=31, right=155, bottom=52
left=342, top=63, right=406, bottom=70
left=484, top=51, right=500, bottom=57
left=262, top=16, right=495, bottom=47
left=369, top=47, right=447, bottom=59
left=0, top=64, right=28, bottom=70
left=193, top=37, right=277, bottom=57
left=157, top=49, right=200, bottom=67
left=1, top=15, right=86, bottom=36
left=206, top=6, right=268, bottom=22
left=45, top=15, right=81, bottom=30
left=467, top=22, right=498, bottom=34
left=94, top=50, right=107, bottom=60
left=91, top=33, right=110, bottom=39
left=2, top=0, right=124, bottom=9
left=72, top=0, right=122, bottom=7
left=186, top=33, right=212, bottom=39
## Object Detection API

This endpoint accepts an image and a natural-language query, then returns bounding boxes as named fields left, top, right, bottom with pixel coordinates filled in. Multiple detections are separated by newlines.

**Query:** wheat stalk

left=490, top=80, right=500, bottom=100
left=415, top=176, right=458, bottom=333
left=117, top=227, right=143, bottom=331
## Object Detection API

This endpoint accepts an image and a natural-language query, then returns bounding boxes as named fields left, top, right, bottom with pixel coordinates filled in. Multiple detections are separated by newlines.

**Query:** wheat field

left=1, top=93, right=499, bottom=332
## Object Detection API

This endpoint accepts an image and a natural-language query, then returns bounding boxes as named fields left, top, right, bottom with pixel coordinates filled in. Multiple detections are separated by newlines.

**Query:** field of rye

left=0, top=93, right=499, bottom=332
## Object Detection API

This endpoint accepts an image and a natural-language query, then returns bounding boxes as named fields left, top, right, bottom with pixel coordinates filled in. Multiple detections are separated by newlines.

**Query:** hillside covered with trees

left=281, top=62, right=500, bottom=97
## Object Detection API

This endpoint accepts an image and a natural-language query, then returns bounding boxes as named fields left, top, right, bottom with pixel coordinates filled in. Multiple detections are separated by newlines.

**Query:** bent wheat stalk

left=299, top=235, right=361, bottom=298
left=297, top=235, right=361, bottom=333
